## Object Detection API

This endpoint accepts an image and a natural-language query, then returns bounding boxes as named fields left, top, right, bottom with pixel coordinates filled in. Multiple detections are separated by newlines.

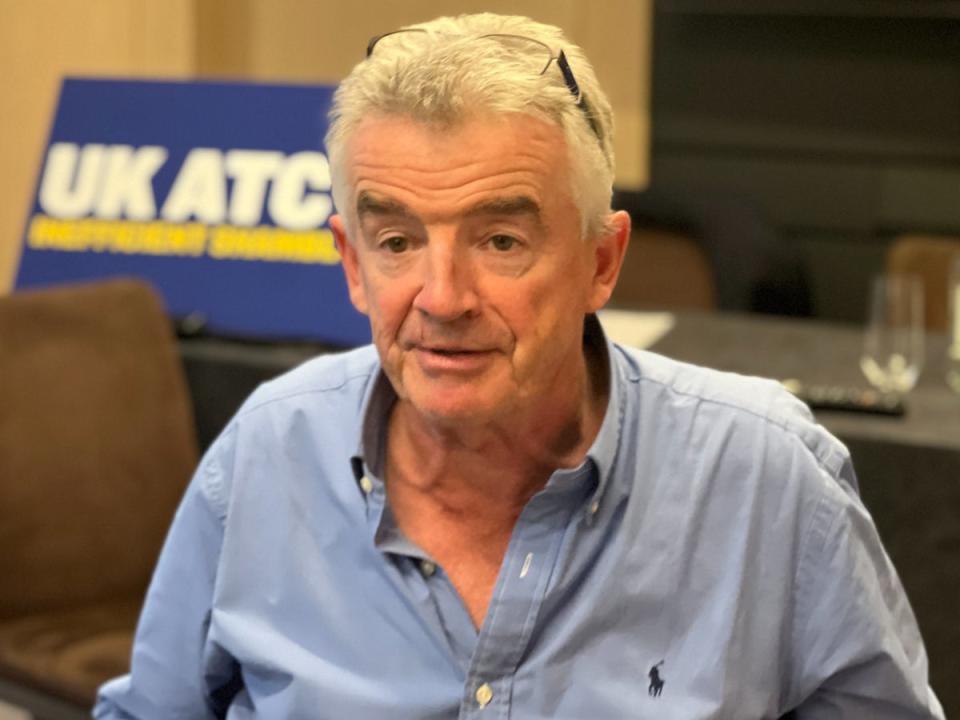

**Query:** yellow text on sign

left=27, top=214, right=341, bottom=265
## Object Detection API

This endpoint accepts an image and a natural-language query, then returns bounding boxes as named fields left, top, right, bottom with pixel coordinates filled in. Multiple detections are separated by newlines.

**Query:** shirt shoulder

left=613, top=343, right=851, bottom=482
left=192, top=345, right=380, bottom=516
left=235, top=344, right=381, bottom=418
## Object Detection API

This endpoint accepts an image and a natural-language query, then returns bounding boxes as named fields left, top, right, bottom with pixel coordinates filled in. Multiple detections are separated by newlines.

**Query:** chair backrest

left=612, top=228, right=716, bottom=310
left=887, top=234, right=960, bottom=331
left=0, top=279, right=198, bottom=618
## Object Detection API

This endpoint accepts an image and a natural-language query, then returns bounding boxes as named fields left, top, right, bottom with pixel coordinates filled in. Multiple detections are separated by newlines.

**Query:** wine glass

left=860, top=274, right=925, bottom=394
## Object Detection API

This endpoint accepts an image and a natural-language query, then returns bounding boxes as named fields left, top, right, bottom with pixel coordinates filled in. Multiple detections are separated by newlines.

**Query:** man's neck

left=384, top=335, right=610, bottom=519
left=382, top=337, right=610, bottom=628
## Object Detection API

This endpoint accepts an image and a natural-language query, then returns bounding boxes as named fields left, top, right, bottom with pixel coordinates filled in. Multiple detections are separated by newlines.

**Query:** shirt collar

left=349, top=314, right=626, bottom=513
left=350, top=370, right=395, bottom=490
left=580, top=313, right=625, bottom=519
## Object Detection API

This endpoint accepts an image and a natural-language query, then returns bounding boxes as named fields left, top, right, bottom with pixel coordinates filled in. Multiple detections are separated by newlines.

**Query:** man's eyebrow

left=464, top=196, right=542, bottom=220
left=355, top=192, right=543, bottom=224
left=356, top=192, right=413, bottom=220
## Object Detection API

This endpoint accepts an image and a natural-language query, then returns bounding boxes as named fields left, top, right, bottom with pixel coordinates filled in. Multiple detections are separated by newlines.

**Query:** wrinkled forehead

left=338, top=112, right=573, bottom=221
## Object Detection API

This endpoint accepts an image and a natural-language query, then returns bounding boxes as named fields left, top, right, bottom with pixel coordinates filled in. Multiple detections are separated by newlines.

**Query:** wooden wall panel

left=232, top=0, right=651, bottom=188
left=0, top=0, right=195, bottom=293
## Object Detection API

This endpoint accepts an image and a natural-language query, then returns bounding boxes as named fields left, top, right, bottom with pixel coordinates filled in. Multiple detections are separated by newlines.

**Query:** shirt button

left=359, top=476, right=373, bottom=494
left=589, top=499, right=600, bottom=515
left=420, top=560, right=436, bottom=577
left=475, top=682, right=493, bottom=707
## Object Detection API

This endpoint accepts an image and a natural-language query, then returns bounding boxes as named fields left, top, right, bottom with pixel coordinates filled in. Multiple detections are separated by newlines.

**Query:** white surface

left=598, top=309, right=676, bottom=350
left=0, top=701, right=31, bottom=720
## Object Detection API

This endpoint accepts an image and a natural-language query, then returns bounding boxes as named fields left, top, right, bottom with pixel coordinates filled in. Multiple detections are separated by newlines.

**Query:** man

left=95, top=13, right=943, bottom=719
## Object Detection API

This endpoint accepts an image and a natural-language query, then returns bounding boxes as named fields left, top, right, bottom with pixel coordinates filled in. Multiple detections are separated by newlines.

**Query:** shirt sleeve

left=787, top=458, right=945, bottom=719
left=93, top=427, right=240, bottom=719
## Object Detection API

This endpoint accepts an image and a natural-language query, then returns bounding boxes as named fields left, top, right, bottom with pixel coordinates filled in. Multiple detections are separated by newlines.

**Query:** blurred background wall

left=0, top=0, right=651, bottom=294
left=4, top=0, right=958, bottom=321
left=651, top=0, right=960, bottom=320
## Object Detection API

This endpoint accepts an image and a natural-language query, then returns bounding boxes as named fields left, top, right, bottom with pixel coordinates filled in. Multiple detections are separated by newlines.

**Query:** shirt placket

left=361, top=469, right=475, bottom=673
left=457, top=479, right=588, bottom=720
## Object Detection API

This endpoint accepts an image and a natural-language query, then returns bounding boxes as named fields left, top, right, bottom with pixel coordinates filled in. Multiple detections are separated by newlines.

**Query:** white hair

left=325, top=13, right=616, bottom=238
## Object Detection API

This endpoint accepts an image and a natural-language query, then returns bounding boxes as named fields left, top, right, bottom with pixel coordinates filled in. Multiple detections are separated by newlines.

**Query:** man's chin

left=410, top=395, right=505, bottom=426
left=388, top=359, right=516, bottom=425
left=400, top=381, right=512, bottom=428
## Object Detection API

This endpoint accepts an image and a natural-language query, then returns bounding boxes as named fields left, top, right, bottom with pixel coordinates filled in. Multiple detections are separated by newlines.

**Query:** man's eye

left=382, top=236, right=409, bottom=253
left=489, top=235, right=517, bottom=252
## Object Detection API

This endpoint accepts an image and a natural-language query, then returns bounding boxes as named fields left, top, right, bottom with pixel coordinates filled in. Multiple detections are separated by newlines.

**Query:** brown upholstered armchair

left=0, top=279, right=197, bottom=717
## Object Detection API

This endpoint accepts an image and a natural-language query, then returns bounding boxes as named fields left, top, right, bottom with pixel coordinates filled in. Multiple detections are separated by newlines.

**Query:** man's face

left=331, top=113, right=624, bottom=426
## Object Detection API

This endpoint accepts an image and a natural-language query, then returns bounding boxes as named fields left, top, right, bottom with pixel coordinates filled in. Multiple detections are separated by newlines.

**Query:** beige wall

left=206, top=0, right=651, bottom=189
left=0, top=0, right=196, bottom=293
left=0, top=0, right=650, bottom=293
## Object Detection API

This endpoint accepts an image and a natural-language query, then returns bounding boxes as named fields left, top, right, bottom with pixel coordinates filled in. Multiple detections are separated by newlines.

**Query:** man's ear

left=330, top=214, right=369, bottom=315
left=587, top=209, right=631, bottom=313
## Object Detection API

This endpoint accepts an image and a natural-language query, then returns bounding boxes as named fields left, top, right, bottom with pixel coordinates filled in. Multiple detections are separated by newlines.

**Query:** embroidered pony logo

left=648, top=660, right=665, bottom=697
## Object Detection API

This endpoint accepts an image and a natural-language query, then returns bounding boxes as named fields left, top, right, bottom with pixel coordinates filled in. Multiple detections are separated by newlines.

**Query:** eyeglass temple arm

left=366, top=33, right=386, bottom=57
left=366, top=28, right=429, bottom=58
left=557, top=51, right=603, bottom=141
left=556, top=52, right=581, bottom=102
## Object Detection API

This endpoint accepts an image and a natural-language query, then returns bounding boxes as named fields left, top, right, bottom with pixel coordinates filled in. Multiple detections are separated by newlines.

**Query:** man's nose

left=412, top=243, right=479, bottom=321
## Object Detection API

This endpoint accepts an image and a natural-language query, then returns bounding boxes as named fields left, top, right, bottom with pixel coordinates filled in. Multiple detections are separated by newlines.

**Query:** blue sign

left=16, top=78, right=371, bottom=346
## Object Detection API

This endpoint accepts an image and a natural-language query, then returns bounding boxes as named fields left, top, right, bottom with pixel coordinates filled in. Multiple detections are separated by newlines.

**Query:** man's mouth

left=413, top=345, right=496, bottom=372
left=423, top=347, right=482, bottom=355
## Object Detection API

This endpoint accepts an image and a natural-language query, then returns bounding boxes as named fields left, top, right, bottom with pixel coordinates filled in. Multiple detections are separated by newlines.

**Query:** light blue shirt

left=94, top=328, right=943, bottom=719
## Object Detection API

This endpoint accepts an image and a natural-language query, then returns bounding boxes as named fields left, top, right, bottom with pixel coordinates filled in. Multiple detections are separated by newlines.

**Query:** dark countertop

left=649, top=311, right=960, bottom=452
